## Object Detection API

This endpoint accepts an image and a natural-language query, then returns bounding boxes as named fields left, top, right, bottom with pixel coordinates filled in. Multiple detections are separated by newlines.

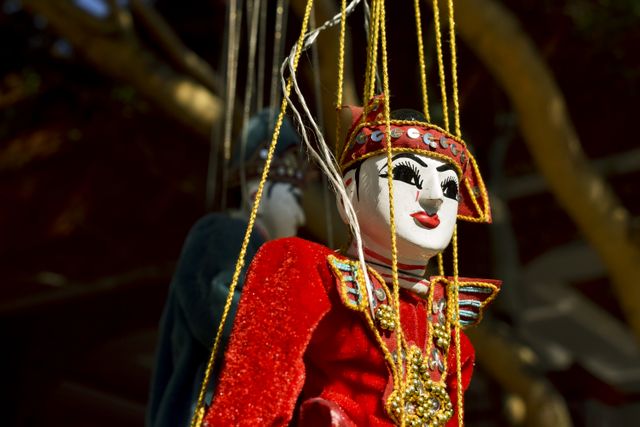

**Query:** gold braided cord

left=447, top=0, right=461, bottom=137
left=336, top=0, right=347, bottom=110
left=370, top=1, right=381, bottom=102
left=452, top=224, right=464, bottom=426
left=190, top=1, right=317, bottom=425
left=413, top=0, right=430, bottom=121
left=362, top=1, right=372, bottom=102
left=191, top=405, right=205, bottom=427
left=377, top=0, right=406, bottom=425
left=362, top=0, right=374, bottom=101
left=371, top=1, right=465, bottom=425
left=441, top=283, right=454, bottom=383
left=365, top=0, right=382, bottom=102
left=425, top=273, right=436, bottom=354
left=335, top=0, right=347, bottom=154
left=462, top=155, right=492, bottom=223
left=365, top=268, right=407, bottom=388
left=431, top=0, right=449, bottom=132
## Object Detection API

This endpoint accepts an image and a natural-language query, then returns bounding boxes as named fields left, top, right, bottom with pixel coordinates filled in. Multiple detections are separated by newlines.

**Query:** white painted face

left=340, top=153, right=459, bottom=261
left=247, top=180, right=305, bottom=239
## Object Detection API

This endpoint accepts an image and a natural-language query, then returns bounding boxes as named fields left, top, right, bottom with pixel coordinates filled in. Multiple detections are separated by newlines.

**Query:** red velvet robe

left=204, top=237, right=489, bottom=426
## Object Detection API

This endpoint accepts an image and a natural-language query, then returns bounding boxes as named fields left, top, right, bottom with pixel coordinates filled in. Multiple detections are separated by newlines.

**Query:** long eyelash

left=441, top=176, right=460, bottom=200
left=397, top=161, right=423, bottom=188
left=380, top=161, right=424, bottom=189
left=441, top=176, right=458, bottom=186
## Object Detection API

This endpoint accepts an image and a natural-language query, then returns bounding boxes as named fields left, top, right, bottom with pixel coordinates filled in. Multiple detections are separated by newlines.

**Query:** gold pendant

left=385, top=346, right=453, bottom=427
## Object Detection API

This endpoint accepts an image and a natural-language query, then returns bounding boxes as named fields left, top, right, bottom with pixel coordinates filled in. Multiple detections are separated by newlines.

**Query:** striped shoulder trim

left=327, top=254, right=369, bottom=312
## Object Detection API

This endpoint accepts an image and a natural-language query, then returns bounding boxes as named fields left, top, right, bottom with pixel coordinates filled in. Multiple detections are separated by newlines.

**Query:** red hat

left=340, top=95, right=491, bottom=223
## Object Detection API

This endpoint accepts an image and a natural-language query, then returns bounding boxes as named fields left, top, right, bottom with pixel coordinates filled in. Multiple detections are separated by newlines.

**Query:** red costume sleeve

left=203, top=237, right=334, bottom=426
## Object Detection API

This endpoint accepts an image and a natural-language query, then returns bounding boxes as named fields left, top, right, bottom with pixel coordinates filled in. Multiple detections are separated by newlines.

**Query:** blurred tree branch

left=21, top=0, right=639, bottom=342
left=128, top=0, right=223, bottom=95
left=450, top=0, right=640, bottom=340
left=468, top=324, right=573, bottom=427
left=22, top=0, right=222, bottom=138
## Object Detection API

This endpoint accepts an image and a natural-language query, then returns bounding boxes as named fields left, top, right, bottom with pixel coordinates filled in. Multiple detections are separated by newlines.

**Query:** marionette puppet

left=200, top=95, right=499, bottom=427
left=192, top=0, right=501, bottom=425
left=147, top=111, right=306, bottom=427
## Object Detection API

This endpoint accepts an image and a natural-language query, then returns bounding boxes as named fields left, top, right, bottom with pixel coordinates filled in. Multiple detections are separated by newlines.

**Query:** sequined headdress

left=340, top=95, right=492, bottom=223
left=229, top=109, right=306, bottom=187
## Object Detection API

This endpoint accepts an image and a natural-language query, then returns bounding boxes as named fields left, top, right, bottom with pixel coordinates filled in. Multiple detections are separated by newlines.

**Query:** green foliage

left=110, top=85, right=138, bottom=105
left=564, top=0, right=640, bottom=37
left=22, top=68, right=41, bottom=94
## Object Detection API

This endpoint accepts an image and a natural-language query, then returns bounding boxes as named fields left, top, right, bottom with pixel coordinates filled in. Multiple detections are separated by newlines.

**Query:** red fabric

left=204, top=237, right=475, bottom=426
left=299, top=398, right=357, bottom=427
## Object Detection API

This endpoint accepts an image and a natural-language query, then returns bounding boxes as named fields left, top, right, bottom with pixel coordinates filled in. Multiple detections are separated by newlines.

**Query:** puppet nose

left=419, top=174, right=443, bottom=215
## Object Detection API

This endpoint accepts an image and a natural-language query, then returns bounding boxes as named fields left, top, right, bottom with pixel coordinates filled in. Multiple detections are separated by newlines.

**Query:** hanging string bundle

left=190, top=0, right=322, bottom=424
left=206, top=0, right=291, bottom=211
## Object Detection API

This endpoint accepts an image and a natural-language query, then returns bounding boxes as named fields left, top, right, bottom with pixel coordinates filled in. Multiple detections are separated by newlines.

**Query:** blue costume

left=147, top=110, right=302, bottom=427
left=147, top=213, right=265, bottom=427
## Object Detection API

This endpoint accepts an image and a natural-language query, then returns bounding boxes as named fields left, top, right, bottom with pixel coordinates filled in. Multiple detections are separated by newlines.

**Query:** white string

left=279, top=0, right=376, bottom=316
left=294, top=0, right=362, bottom=53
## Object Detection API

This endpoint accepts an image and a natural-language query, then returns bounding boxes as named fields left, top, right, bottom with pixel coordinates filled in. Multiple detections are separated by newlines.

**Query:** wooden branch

left=0, top=264, right=175, bottom=316
left=449, top=0, right=640, bottom=342
left=468, top=324, right=573, bottom=427
left=106, top=0, right=134, bottom=34
left=503, top=148, right=640, bottom=200
left=23, top=0, right=222, bottom=139
left=129, top=0, right=222, bottom=94
left=52, top=1, right=122, bottom=35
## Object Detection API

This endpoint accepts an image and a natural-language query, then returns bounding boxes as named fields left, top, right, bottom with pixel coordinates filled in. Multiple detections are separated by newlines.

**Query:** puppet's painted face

left=248, top=180, right=305, bottom=239
left=342, top=153, right=459, bottom=260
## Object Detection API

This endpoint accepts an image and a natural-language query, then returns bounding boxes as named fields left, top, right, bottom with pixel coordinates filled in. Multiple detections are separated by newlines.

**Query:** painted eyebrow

left=436, top=163, right=456, bottom=173
left=378, top=153, right=428, bottom=173
left=392, top=153, right=428, bottom=167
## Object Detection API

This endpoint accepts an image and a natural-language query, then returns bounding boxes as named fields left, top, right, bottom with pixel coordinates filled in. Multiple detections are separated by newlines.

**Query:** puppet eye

left=289, top=185, right=303, bottom=205
left=441, top=176, right=459, bottom=200
left=379, top=162, right=423, bottom=189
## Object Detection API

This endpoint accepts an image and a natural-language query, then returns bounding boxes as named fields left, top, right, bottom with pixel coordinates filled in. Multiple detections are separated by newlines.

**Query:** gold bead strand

left=452, top=224, right=464, bottom=426
left=377, top=0, right=406, bottom=424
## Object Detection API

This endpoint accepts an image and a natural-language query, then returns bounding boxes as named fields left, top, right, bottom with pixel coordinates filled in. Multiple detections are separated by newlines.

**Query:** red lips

left=410, top=211, right=440, bottom=229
